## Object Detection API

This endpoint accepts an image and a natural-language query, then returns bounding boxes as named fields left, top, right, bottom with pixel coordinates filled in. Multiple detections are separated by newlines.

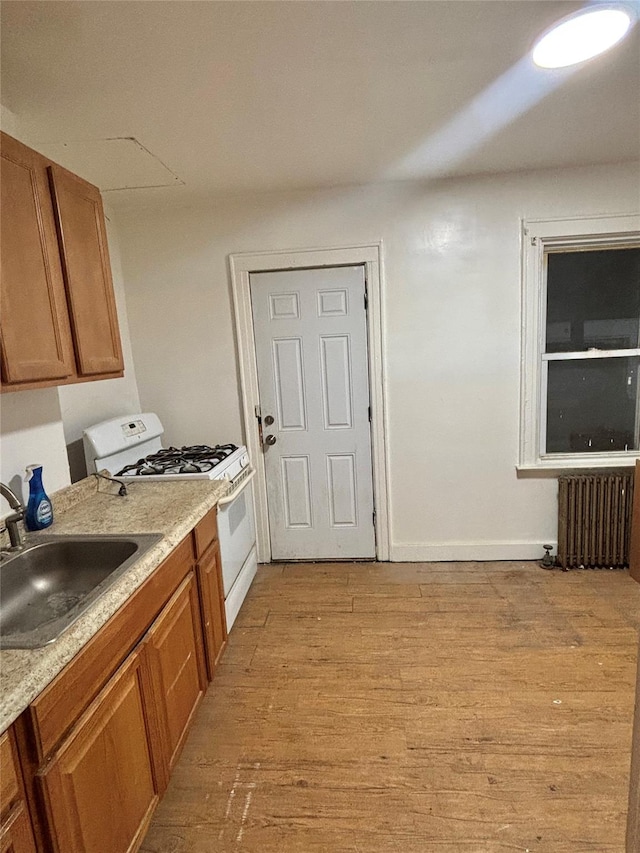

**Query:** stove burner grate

left=116, top=444, right=238, bottom=477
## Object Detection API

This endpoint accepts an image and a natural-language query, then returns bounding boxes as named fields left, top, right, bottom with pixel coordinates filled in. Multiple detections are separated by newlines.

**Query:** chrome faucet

left=0, top=483, right=26, bottom=550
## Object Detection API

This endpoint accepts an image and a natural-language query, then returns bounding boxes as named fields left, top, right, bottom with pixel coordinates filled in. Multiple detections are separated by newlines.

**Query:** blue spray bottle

left=25, top=465, right=53, bottom=531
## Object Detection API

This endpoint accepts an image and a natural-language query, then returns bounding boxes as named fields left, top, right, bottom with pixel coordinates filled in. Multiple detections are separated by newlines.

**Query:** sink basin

left=0, top=533, right=162, bottom=649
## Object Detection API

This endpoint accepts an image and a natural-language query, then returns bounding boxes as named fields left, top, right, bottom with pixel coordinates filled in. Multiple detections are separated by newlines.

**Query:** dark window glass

left=546, top=357, right=639, bottom=453
left=545, top=247, right=640, bottom=353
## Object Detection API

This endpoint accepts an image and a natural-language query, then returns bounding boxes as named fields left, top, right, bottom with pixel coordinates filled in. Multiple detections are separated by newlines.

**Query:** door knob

left=265, top=434, right=277, bottom=446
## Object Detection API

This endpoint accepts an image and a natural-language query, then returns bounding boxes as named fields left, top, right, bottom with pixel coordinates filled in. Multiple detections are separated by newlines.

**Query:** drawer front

left=193, top=505, right=218, bottom=558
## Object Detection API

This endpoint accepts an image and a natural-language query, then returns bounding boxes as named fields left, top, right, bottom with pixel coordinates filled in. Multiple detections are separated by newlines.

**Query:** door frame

left=229, top=243, right=390, bottom=563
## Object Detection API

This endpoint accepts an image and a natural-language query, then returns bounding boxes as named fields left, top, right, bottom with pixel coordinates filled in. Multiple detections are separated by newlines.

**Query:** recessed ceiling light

left=532, top=7, right=633, bottom=69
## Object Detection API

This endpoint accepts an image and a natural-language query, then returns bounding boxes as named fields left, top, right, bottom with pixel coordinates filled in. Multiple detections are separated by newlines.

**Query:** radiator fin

left=557, top=474, right=634, bottom=569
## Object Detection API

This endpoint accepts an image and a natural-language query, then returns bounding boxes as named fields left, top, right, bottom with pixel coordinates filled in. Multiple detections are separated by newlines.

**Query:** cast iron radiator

left=557, top=473, right=634, bottom=569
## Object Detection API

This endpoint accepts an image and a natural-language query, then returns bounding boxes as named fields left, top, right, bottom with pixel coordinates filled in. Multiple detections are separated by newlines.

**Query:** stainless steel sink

left=0, top=533, right=162, bottom=649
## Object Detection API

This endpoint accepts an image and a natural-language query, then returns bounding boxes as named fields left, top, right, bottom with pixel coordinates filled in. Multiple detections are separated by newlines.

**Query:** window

left=520, top=214, right=640, bottom=470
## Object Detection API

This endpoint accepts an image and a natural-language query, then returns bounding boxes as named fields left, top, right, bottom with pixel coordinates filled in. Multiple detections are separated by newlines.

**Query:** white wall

left=0, top=390, right=70, bottom=507
left=115, top=160, right=640, bottom=561
left=0, top=104, right=18, bottom=136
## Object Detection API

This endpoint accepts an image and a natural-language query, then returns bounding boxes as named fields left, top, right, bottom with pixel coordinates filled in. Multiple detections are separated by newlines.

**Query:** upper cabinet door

left=48, top=165, right=124, bottom=376
left=0, top=133, right=75, bottom=384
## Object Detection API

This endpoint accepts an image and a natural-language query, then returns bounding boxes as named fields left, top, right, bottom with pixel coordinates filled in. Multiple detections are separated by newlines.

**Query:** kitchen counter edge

left=0, top=476, right=230, bottom=733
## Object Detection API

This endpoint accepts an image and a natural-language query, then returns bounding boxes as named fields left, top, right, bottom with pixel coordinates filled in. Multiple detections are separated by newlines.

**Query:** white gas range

left=83, top=413, right=257, bottom=630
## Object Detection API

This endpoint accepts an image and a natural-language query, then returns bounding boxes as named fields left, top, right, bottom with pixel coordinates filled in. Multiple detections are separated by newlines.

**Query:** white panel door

left=250, top=266, right=375, bottom=560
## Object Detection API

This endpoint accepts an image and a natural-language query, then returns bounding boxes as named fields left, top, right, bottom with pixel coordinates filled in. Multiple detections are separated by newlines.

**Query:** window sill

left=517, top=453, right=639, bottom=475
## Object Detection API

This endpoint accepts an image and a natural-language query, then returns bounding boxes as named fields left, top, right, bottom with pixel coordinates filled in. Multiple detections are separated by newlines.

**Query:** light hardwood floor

left=139, top=561, right=640, bottom=853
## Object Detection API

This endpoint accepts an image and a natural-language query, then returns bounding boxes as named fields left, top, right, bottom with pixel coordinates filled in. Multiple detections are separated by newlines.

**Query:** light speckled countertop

left=0, top=474, right=229, bottom=733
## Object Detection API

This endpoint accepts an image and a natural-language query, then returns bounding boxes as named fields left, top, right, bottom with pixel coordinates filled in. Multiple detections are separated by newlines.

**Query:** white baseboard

left=390, top=541, right=556, bottom=562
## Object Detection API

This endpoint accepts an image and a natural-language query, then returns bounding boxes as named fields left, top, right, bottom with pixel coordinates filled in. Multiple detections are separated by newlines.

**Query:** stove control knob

left=240, top=454, right=248, bottom=468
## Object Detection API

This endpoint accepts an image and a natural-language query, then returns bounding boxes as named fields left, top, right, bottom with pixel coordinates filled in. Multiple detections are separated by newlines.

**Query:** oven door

left=217, top=472, right=256, bottom=597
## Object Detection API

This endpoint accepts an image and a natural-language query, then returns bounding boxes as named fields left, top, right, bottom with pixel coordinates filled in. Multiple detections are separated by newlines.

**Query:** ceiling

left=1, top=1, right=639, bottom=204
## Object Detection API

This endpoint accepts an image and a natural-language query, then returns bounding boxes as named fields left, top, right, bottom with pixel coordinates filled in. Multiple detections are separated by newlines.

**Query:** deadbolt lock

left=264, top=415, right=274, bottom=426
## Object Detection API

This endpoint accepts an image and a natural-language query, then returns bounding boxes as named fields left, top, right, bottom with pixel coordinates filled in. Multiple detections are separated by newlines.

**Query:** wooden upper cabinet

left=0, top=133, right=124, bottom=391
left=48, top=166, right=123, bottom=376
left=0, top=132, right=75, bottom=384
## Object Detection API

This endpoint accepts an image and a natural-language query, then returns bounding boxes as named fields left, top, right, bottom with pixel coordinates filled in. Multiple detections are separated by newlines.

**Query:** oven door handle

left=217, top=466, right=256, bottom=506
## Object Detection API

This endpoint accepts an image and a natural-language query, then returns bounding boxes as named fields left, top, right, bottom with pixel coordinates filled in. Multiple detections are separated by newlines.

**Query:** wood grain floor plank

left=140, top=561, right=640, bottom=852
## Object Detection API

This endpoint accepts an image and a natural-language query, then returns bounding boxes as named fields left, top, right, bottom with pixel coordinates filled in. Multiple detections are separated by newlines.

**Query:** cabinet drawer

left=193, top=506, right=218, bottom=558
left=29, top=535, right=195, bottom=760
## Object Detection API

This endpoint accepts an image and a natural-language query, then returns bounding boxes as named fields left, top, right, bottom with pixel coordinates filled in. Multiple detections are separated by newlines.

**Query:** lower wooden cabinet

left=39, top=651, right=158, bottom=853
left=0, top=730, right=36, bottom=853
left=143, top=572, right=207, bottom=786
left=197, top=542, right=228, bottom=679
left=0, top=804, right=37, bottom=853
left=6, top=507, right=229, bottom=853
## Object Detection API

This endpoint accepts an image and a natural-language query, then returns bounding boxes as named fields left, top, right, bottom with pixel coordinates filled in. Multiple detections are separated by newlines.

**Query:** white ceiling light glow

left=532, top=7, right=633, bottom=68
